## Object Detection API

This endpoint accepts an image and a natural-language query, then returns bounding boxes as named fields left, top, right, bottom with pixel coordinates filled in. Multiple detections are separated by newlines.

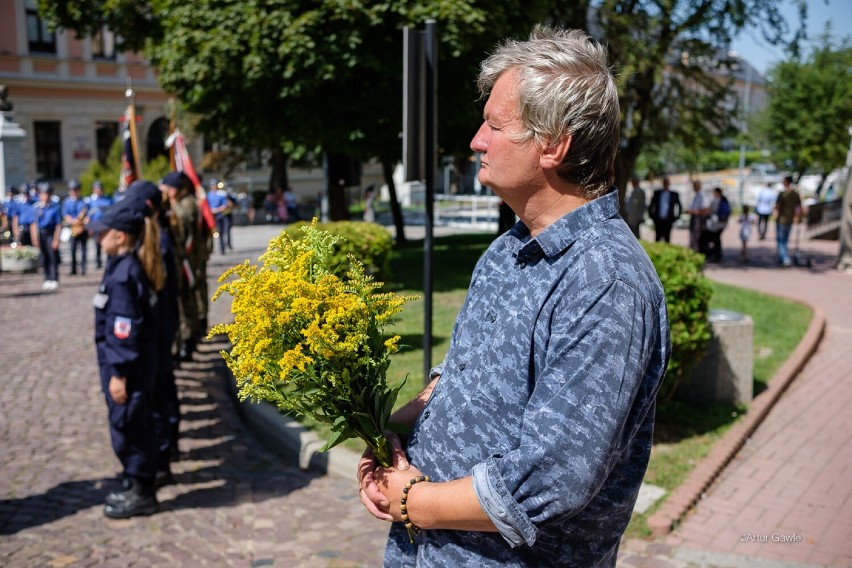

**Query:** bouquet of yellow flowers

left=210, top=221, right=417, bottom=467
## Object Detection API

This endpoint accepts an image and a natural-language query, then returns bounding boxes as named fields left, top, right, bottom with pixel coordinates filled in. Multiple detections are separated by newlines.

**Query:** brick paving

left=1, top=217, right=850, bottom=567
left=619, top=221, right=852, bottom=568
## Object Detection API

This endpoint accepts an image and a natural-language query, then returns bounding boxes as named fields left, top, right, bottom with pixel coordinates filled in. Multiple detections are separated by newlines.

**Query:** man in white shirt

left=754, top=184, right=777, bottom=240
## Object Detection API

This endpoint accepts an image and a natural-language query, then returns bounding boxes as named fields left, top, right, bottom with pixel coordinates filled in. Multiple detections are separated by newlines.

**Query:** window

left=92, top=26, right=116, bottom=59
left=95, top=121, right=119, bottom=165
left=25, top=0, right=56, bottom=54
left=34, top=121, right=63, bottom=180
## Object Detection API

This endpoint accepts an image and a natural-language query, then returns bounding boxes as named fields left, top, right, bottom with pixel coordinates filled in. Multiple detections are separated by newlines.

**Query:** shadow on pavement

left=0, top=335, right=319, bottom=536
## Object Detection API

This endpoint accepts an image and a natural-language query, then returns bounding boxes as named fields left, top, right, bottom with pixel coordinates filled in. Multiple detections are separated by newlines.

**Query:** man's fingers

left=386, top=433, right=409, bottom=470
left=360, top=488, right=393, bottom=521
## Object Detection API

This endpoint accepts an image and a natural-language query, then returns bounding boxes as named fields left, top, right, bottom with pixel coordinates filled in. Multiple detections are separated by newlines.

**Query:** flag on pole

left=119, top=103, right=140, bottom=193
left=165, top=128, right=216, bottom=232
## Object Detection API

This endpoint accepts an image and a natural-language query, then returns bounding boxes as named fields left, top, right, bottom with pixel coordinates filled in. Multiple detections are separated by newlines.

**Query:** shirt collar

left=507, top=190, right=619, bottom=264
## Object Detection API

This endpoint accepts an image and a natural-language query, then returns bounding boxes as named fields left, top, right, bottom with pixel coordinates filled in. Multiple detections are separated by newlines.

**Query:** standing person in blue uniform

left=1, top=189, right=12, bottom=235
left=62, top=179, right=90, bottom=275
left=86, top=181, right=113, bottom=269
left=11, top=183, right=37, bottom=246
left=358, top=26, right=670, bottom=567
left=88, top=196, right=164, bottom=518
left=35, top=182, right=62, bottom=290
left=207, top=179, right=230, bottom=254
left=127, top=179, right=182, bottom=481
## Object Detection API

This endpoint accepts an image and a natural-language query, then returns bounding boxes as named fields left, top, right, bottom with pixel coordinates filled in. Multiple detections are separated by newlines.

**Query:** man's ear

left=540, top=134, right=572, bottom=170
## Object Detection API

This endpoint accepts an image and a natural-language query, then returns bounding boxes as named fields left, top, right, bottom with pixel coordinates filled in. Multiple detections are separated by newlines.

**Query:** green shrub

left=284, top=220, right=393, bottom=280
left=642, top=241, right=713, bottom=400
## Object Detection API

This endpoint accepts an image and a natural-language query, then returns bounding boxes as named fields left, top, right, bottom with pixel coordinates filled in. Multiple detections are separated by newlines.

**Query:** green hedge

left=642, top=241, right=713, bottom=400
left=284, top=220, right=393, bottom=281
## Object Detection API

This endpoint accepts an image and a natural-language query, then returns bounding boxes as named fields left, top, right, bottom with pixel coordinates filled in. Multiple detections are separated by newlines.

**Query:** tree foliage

left=79, top=137, right=170, bottom=197
left=39, top=0, right=807, bottom=204
left=761, top=33, right=852, bottom=178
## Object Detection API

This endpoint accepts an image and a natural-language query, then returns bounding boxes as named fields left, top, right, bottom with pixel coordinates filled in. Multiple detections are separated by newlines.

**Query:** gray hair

left=477, top=26, right=620, bottom=199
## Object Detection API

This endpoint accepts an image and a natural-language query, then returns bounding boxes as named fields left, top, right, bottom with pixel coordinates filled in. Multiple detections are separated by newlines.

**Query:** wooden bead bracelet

left=401, top=475, right=430, bottom=543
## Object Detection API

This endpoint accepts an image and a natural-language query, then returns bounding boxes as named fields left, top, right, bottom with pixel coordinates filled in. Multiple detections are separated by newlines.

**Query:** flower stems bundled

left=210, top=220, right=417, bottom=467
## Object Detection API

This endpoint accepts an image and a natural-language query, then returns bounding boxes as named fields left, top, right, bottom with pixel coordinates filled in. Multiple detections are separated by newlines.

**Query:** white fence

left=433, top=194, right=502, bottom=231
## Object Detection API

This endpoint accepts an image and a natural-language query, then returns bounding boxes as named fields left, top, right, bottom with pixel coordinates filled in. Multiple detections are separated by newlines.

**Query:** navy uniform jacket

left=94, top=253, right=159, bottom=392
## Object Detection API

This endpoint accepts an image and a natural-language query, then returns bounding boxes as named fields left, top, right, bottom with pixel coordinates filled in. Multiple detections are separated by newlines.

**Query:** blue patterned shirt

left=384, top=191, right=670, bottom=567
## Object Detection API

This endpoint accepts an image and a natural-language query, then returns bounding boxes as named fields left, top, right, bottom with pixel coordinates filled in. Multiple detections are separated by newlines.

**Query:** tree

left=561, top=0, right=805, bottom=205
left=39, top=0, right=807, bottom=221
left=761, top=33, right=852, bottom=184
left=79, top=137, right=171, bottom=197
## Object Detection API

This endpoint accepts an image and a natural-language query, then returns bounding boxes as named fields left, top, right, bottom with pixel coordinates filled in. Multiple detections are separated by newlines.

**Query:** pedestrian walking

left=775, top=175, right=802, bottom=267
left=648, top=176, right=681, bottom=242
left=754, top=183, right=776, bottom=240
left=87, top=196, right=164, bottom=518
left=738, top=204, right=755, bottom=263
left=35, top=182, right=62, bottom=290
left=62, top=180, right=90, bottom=275
left=358, top=26, right=669, bottom=566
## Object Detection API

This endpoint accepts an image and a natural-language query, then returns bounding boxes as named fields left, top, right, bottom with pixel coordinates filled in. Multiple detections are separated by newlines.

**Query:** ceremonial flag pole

left=119, top=80, right=141, bottom=193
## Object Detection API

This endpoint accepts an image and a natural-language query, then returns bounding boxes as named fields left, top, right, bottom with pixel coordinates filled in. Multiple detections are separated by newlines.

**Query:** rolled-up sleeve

left=470, top=278, right=660, bottom=547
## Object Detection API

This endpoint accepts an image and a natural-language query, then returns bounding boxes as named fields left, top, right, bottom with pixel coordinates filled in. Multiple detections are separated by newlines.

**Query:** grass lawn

left=299, top=232, right=812, bottom=538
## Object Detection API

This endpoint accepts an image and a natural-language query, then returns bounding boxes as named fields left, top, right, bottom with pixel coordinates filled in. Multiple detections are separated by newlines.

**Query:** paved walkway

left=619, top=221, right=852, bottom=568
left=1, top=218, right=850, bottom=567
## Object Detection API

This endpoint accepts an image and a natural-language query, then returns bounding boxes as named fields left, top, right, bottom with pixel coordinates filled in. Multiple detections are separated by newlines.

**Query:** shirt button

left=424, top=411, right=430, bottom=419
left=459, top=363, right=466, bottom=371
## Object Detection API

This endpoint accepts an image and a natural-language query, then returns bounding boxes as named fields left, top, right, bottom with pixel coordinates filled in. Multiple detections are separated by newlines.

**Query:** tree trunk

left=382, top=160, right=406, bottom=245
left=327, top=181, right=349, bottom=221
left=268, top=150, right=289, bottom=193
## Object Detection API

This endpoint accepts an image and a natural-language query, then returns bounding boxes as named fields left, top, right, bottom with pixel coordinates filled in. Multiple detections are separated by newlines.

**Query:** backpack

left=717, top=197, right=731, bottom=222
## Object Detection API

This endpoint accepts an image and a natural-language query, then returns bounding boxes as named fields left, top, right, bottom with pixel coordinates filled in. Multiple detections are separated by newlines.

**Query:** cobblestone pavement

left=0, top=227, right=389, bottom=567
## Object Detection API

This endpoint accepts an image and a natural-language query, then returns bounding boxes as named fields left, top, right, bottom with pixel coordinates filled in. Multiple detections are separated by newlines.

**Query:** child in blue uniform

left=88, top=197, right=164, bottom=518
left=127, top=180, right=181, bottom=484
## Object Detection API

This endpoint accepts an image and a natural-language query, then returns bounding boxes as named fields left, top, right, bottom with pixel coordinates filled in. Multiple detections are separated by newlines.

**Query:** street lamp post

left=736, top=56, right=753, bottom=209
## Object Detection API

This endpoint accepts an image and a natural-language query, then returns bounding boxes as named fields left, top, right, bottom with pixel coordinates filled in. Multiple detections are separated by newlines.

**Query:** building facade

left=0, top=0, right=174, bottom=198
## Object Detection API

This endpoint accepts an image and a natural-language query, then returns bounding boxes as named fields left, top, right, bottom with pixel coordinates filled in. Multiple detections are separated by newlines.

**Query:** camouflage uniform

left=169, top=192, right=207, bottom=350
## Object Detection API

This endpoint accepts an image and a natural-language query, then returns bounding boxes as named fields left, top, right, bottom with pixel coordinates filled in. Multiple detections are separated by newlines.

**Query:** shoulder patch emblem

left=114, top=316, right=132, bottom=339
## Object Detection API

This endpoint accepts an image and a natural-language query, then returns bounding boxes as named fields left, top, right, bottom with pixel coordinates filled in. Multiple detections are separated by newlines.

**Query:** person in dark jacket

left=648, top=176, right=682, bottom=242
left=88, top=196, right=164, bottom=518
left=127, top=180, right=182, bottom=483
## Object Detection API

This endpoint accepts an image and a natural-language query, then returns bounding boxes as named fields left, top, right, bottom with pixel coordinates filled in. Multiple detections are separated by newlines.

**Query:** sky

left=729, top=0, right=852, bottom=76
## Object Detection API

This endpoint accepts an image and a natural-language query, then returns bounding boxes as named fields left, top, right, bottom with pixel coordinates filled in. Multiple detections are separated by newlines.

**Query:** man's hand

left=358, top=432, right=408, bottom=521
left=374, top=463, right=425, bottom=522
left=109, top=376, right=128, bottom=405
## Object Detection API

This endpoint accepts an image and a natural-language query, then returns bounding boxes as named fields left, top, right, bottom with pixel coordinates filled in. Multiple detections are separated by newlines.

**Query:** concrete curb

left=647, top=299, right=826, bottom=536
left=221, top=365, right=361, bottom=480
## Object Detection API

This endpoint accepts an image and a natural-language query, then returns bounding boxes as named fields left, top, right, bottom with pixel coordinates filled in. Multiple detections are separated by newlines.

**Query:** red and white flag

left=166, top=128, right=216, bottom=232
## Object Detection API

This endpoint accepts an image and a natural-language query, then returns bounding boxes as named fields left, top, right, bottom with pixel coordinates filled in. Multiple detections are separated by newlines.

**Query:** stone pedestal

left=678, top=309, right=754, bottom=406
left=0, top=112, right=27, bottom=200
